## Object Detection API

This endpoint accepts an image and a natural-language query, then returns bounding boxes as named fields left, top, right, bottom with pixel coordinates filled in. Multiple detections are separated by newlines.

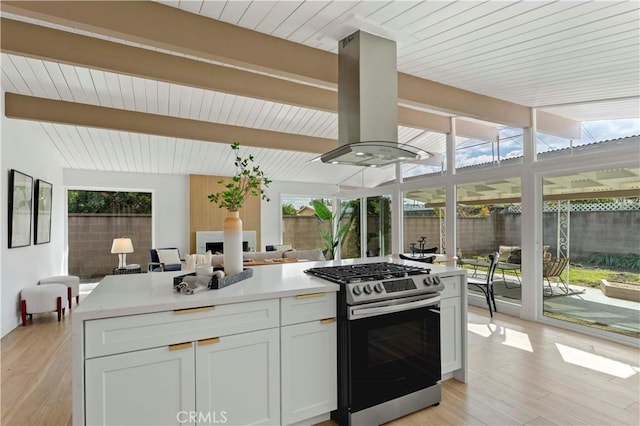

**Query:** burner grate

left=305, top=262, right=430, bottom=284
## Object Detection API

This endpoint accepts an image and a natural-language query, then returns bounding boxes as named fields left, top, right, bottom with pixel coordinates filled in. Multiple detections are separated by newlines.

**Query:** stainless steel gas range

left=305, top=261, right=445, bottom=426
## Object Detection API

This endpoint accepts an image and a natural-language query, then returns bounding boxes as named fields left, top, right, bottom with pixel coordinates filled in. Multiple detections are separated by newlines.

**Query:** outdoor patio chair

left=543, top=256, right=570, bottom=294
left=467, top=251, right=500, bottom=317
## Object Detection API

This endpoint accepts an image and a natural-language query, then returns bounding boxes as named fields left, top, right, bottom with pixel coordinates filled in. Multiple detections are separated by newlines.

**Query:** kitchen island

left=73, top=257, right=467, bottom=426
left=72, top=260, right=340, bottom=426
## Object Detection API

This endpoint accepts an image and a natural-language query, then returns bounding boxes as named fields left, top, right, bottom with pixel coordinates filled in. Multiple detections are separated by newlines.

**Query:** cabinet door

left=196, top=328, right=280, bottom=426
left=440, top=296, right=462, bottom=374
left=85, top=343, right=196, bottom=426
left=281, top=319, right=337, bottom=426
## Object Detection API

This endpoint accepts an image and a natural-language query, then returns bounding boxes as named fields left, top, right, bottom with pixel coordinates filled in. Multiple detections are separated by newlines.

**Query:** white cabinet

left=281, top=319, right=337, bottom=425
left=280, top=293, right=337, bottom=426
left=440, top=296, right=462, bottom=373
left=83, top=301, right=280, bottom=426
left=85, top=343, right=196, bottom=426
left=439, top=275, right=467, bottom=382
left=196, top=328, right=280, bottom=426
left=81, top=295, right=338, bottom=426
left=84, top=300, right=279, bottom=358
left=85, top=329, right=280, bottom=426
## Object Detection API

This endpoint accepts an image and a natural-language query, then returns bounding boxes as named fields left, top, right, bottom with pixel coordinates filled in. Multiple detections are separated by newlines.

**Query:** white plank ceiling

left=2, top=0, right=639, bottom=187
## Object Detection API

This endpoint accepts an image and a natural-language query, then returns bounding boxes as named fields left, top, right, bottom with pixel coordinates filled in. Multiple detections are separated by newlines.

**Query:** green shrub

left=587, top=253, right=640, bottom=271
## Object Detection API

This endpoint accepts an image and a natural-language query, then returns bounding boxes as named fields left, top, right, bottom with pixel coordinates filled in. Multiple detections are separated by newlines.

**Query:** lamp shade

left=111, top=238, right=134, bottom=254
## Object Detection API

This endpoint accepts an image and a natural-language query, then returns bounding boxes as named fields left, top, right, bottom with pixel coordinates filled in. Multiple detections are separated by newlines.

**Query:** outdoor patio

left=466, top=270, right=640, bottom=337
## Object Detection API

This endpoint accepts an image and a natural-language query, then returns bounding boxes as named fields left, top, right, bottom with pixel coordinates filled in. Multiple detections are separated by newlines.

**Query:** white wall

left=261, top=180, right=339, bottom=251
left=1, top=114, right=66, bottom=337
left=1, top=146, right=329, bottom=335
left=63, top=170, right=189, bottom=256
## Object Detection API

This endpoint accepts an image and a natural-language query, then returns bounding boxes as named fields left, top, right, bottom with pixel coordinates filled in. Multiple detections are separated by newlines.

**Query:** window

left=67, top=190, right=152, bottom=279
left=281, top=196, right=328, bottom=251
left=541, top=168, right=640, bottom=338
left=456, top=178, right=522, bottom=306
left=366, top=195, right=392, bottom=257
left=537, top=118, right=640, bottom=155
left=403, top=188, right=445, bottom=255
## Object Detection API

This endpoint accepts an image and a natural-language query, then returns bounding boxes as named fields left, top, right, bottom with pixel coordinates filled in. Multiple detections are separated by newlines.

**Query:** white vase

left=223, top=210, right=243, bottom=276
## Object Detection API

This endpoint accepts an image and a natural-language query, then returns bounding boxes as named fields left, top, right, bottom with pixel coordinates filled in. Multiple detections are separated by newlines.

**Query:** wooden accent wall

left=189, top=175, right=261, bottom=253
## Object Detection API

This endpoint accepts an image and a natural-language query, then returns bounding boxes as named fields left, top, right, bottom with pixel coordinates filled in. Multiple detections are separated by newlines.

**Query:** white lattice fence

left=506, top=199, right=640, bottom=213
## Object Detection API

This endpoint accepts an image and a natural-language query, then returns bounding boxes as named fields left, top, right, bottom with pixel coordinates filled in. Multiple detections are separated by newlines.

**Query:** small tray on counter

left=173, top=267, right=254, bottom=292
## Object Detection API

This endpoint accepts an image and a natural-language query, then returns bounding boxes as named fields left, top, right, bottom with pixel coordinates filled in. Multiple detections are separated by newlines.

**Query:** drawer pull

left=169, top=342, right=192, bottom=351
left=198, top=337, right=220, bottom=346
left=295, top=292, right=326, bottom=299
left=320, top=317, right=336, bottom=324
left=173, top=306, right=215, bottom=315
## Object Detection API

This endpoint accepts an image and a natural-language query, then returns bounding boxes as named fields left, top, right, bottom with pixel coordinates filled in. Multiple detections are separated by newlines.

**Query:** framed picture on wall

left=8, top=169, right=33, bottom=248
left=34, top=179, right=53, bottom=244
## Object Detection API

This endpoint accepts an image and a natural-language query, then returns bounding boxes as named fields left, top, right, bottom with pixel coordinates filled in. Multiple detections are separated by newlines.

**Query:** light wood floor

left=2, top=304, right=638, bottom=426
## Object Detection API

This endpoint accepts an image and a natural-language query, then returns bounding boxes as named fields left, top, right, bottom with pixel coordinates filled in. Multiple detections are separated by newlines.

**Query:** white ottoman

left=39, top=275, right=80, bottom=308
left=20, top=284, right=67, bottom=326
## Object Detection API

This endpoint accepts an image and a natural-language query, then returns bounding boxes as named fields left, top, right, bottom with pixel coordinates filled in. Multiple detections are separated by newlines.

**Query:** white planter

left=223, top=210, right=243, bottom=276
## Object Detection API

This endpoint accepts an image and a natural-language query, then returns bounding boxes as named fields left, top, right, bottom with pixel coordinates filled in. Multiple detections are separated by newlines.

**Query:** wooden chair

left=467, top=251, right=500, bottom=317
left=543, top=256, right=570, bottom=294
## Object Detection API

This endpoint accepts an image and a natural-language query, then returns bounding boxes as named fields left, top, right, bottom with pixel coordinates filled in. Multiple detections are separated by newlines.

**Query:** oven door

left=347, top=295, right=441, bottom=413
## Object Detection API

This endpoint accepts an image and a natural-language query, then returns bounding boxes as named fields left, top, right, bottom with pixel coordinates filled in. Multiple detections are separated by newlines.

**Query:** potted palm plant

left=208, top=142, right=271, bottom=275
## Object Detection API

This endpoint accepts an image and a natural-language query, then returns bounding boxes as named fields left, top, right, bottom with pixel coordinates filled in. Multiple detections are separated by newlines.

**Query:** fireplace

left=206, top=241, right=250, bottom=254
left=196, top=231, right=257, bottom=254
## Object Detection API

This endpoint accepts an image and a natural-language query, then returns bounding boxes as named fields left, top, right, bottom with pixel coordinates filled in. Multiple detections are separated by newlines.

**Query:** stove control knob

left=423, top=276, right=433, bottom=286
left=352, top=285, right=362, bottom=296
left=433, top=276, right=441, bottom=285
left=374, top=283, right=384, bottom=293
left=363, top=284, right=373, bottom=295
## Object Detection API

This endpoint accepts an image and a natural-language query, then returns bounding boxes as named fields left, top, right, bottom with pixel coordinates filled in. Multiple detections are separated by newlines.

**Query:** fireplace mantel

left=196, top=231, right=257, bottom=254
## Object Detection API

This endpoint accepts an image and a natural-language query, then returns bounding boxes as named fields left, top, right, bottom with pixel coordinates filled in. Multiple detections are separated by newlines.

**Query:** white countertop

left=74, top=256, right=465, bottom=320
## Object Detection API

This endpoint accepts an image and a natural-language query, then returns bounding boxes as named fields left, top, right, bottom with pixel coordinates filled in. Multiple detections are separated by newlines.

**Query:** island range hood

left=321, top=30, right=422, bottom=167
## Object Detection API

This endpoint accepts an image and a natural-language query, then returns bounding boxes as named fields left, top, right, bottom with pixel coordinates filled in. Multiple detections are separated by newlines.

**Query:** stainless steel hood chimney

left=321, top=30, right=421, bottom=166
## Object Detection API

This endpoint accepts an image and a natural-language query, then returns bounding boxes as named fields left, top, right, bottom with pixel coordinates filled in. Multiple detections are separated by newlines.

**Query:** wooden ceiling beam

left=0, top=18, right=336, bottom=113
left=0, top=18, right=470, bottom=139
left=0, top=1, right=579, bottom=137
left=0, top=0, right=337, bottom=86
left=4, top=93, right=336, bottom=154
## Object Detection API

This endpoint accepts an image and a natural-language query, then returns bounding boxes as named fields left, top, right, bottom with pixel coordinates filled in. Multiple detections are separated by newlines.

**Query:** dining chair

left=467, top=251, right=500, bottom=317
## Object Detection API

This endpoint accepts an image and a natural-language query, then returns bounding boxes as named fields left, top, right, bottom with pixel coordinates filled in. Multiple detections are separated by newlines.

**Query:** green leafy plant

left=68, top=190, right=152, bottom=214
left=207, top=142, right=271, bottom=211
left=587, top=253, right=640, bottom=271
left=282, top=203, right=298, bottom=216
left=312, top=199, right=351, bottom=260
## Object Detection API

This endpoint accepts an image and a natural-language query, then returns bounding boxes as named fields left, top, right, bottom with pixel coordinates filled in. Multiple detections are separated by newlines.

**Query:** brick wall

left=70, top=211, right=637, bottom=278
left=282, top=216, right=325, bottom=251
left=543, top=210, right=640, bottom=259
left=68, top=214, right=151, bottom=279
left=285, top=211, right=639, bottom=260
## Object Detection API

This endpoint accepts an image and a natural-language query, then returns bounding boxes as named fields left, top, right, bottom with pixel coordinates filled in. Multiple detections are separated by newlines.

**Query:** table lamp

left=111, top=238, right=134, bottom=269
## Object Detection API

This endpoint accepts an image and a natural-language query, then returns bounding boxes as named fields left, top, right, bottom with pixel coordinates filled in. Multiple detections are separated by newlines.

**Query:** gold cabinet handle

left=295, top=292, right=326, bottom=299
left=173, top=305, right=215, bottom=315
left=320, top=317, right=336, bottom=324
left=169, top=342, right=193, bottom=351
left=198, top=337, right=220, bottom=346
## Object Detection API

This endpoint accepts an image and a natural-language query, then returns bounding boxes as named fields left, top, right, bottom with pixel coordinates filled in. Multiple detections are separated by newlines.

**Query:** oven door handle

left=349, top=295, right=441, bottom=320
